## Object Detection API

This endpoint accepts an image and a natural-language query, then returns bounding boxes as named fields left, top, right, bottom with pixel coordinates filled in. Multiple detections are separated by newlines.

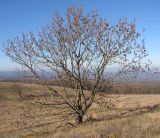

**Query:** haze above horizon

left=0, top=0, right=160, bottom=71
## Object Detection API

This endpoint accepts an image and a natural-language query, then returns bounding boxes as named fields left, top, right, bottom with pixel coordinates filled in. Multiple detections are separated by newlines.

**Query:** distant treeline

left=1, top=79, right=160, bottom=94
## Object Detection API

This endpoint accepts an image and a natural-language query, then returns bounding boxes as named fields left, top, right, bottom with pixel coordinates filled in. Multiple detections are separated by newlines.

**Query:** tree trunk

left=75, top=113, right=83, bottom=124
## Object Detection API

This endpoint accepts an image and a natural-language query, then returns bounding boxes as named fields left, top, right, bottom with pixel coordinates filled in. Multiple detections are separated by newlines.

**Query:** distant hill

left=0, top=71, right=160, bottom=82
left=0, top=71, right=19, bottom=80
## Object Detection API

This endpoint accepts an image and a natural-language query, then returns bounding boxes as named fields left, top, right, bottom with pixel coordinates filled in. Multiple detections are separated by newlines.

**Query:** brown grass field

left=0, top=81, right=160, bottom=138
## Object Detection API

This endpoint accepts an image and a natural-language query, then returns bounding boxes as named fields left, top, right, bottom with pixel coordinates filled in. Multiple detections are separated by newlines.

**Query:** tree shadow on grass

left=85, top=104, right=160, bottom=123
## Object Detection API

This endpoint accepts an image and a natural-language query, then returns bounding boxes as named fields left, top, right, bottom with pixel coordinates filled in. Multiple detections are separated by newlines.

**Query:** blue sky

left=0, top=0, right=160, bottom=71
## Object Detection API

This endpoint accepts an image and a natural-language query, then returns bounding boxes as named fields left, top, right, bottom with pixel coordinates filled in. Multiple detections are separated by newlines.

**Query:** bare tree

left=3, top=6, right=149, bottom=124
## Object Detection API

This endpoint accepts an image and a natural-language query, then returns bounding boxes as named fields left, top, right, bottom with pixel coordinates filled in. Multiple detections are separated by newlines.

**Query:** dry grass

left=111, top=81, right=160, bottom=94
left=0, top=81, right=160, bottom=138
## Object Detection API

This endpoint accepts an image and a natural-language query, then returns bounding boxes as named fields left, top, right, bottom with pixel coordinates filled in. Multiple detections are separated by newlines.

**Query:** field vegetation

left=0, top=81, right=160, bottom=138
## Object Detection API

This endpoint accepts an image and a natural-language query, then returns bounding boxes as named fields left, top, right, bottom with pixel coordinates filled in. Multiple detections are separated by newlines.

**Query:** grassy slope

left=0, top=81, right=160, bottom=138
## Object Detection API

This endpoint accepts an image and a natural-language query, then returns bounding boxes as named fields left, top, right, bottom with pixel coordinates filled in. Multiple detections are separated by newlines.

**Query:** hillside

left=0, top=82, right=160, bottom=138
